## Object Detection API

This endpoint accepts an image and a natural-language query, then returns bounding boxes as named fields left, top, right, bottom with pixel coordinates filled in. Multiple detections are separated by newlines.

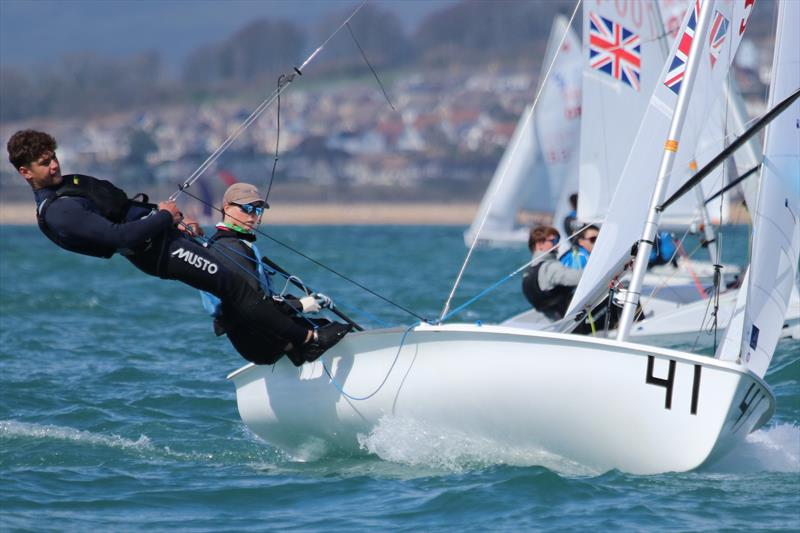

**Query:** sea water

left=1, top=225, right=798, bottom=531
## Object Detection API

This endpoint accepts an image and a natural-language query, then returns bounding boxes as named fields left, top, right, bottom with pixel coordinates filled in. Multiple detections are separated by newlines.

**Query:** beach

left=0, top=202, right=482, bottom=226
left=0, top=201, right=752, bottom=226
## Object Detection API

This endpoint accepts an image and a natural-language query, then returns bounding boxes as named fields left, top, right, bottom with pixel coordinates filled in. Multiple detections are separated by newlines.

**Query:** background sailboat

left=463, top=15, right=581, bottom=248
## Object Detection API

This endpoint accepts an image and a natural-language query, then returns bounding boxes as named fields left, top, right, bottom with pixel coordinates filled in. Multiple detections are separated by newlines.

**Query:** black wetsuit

left=204, top=228, right=317, bottom=365
left=33, top=183, right=310, bottom=355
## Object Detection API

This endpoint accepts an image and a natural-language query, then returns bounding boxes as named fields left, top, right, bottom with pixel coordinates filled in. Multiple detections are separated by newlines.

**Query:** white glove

left=314, top=292, right=333, bottom=309
left=299, top=295, right=321, bottom=313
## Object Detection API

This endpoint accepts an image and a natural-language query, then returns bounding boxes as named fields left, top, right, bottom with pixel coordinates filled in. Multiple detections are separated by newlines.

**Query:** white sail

left=567, top=0, right=755, bottom=319
left=536, top=16, right=583, bottom=235
left=577, top=1, right=672, bottom=224
left=731, top=0, right=799, bottom=378
left=464, top=16, right=582, bottom=246
left=463, top=103, right=547, bottom=246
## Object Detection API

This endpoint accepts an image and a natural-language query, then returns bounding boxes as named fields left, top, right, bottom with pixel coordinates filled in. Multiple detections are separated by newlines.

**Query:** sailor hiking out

left=7, top=129, right=350, bottom=365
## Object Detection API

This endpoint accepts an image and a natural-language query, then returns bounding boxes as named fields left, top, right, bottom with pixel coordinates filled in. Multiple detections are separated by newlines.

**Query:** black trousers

left=124, top=228, right=309, bottom=348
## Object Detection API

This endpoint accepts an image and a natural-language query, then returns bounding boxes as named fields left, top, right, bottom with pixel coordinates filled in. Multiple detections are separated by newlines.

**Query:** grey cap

left=222, top=183, right=267, bottom=207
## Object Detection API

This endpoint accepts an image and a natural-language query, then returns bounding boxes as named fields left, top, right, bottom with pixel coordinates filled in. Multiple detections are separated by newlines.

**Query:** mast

left=616, top=0, right=716, bottom=341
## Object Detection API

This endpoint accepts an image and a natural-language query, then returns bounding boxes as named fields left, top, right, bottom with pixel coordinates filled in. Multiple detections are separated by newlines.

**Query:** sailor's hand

left=313, top=292, right=333, bottom=309
left=299, top=295, right=322, bottom=314
left=158, top=201, right=183, bottom=224
left=180, top=216, right=204, bottom=237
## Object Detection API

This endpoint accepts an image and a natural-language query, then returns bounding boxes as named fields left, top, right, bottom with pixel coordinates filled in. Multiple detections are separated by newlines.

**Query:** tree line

left=0, top=1, right=575, bottom=122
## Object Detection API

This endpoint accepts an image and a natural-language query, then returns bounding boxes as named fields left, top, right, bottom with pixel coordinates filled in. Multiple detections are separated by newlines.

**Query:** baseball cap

left=222, top=183, right=268, bottom=208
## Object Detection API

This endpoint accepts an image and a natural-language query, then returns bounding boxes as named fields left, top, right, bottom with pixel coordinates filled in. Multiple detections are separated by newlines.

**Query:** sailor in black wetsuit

left=7, top=129, right=348, bottom=364
left=201, top=183, right=349, bottom=365
left=521, top=225, right=582, bottom=320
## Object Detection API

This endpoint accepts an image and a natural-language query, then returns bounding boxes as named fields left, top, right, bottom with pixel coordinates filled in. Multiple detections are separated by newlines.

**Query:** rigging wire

left=168, top=0, right=368, bottom=202
left=346, top=22, right=396, bottom=111
left=439, top=0, right=582, bottom=323
left=263, top=74, right=285, bottom=206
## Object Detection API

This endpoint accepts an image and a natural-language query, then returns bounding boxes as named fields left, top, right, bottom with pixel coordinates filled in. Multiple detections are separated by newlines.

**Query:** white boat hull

left=228, top=325, right=774, bottom=474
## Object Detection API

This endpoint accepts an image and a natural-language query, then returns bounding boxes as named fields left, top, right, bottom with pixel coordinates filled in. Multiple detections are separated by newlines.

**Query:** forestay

left=717, top=0, right=800, bottom=377
left=566, top=0, right=755, bottom=319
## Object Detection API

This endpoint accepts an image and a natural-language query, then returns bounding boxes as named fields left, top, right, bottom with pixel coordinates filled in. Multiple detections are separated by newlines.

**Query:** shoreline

left=0, top=201, right=482, bottom=226
left=0, top=201, right=751, bottom=226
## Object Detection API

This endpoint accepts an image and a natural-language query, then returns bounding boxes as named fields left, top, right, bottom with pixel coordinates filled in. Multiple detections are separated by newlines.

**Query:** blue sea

left=1, top=224, right=798, bottom=531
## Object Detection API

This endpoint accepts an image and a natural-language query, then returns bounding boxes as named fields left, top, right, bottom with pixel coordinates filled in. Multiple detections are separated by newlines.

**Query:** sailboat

left=228, top=0, right=797, bottom=475
left=463, top=15, right=582, bottom=249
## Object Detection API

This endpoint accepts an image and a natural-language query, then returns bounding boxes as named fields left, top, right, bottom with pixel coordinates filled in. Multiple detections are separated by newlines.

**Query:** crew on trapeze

left=7, top=129, right=350, bottom=365
left=560, top=224, right=599, bottom=271
left=521, top=225, right=581, bottom=320
left=200, top=182, right=351, bottom=366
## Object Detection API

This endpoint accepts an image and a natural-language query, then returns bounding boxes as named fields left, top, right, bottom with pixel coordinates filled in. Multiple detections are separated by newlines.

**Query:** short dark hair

left=7, top=130, right=57, bottom=170
left=578, top=224, right=600, bottom=239
left=528, top=225, right=559, bottom=252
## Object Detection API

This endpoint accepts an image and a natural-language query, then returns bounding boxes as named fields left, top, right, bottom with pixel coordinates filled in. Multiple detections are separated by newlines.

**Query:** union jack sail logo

left=588, top=12, right=641, bottom=91
left=708, top=10, right=730, bottom=67
left=664, top=0, right=701, bottom=95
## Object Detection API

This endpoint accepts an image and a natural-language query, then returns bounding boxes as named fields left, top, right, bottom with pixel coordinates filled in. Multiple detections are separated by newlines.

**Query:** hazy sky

left=0, top=0, right=454, bottom=69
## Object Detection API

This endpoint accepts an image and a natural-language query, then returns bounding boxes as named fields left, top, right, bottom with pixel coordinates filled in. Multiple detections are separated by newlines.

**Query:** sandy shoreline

left=0, top=201, right=751, bottom=226
left=0, top=201, right=482, bottom=226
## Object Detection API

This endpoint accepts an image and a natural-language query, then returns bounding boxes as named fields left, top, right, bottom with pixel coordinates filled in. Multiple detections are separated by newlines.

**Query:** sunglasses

left=545, top=236, right=560, bottom=245
left=231, top=202, right=264, bottom=216
left=582, top=235, right=598, bottom=243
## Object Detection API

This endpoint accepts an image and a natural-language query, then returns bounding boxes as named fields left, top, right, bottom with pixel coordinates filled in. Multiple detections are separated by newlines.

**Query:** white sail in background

left=464, top=102, right=547, bottom=246
left=724, top=0, right=799, bottom=377
left=536, top=16, right=583, bottom=236
left=566, top=0, right=755, bottom=319
left=465, top=16, right=581, bottom=246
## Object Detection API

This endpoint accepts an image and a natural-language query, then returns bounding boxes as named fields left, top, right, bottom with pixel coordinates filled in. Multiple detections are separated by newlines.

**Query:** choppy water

left=1, top=225, right=798, bottom=531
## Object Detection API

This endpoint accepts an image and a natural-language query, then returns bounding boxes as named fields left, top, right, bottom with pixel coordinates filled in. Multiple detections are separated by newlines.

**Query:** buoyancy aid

left=522, top=262, right=574, bottom=319
left=36, top=174, right=152, bottom=258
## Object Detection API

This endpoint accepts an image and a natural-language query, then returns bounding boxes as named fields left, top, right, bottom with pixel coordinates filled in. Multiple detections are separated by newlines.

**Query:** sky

left=0, top=0, right=454, bottom=70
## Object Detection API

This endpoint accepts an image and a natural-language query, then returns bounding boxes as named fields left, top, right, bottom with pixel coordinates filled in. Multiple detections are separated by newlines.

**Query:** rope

left=323, top=322, right=416, bottom=401
left=346, top=22, right=396, bottom=111
left=169, top=0, right=368, bottom=201
left=440, top=0, right=582, bottom=322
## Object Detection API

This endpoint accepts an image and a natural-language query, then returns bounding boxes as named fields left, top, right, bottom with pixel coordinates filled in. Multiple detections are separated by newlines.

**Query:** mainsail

left=464, top=16, right=581, bottom=246
left=566, top=0, right=755, bottom=319
left=718, top=0, right=799, bottom=377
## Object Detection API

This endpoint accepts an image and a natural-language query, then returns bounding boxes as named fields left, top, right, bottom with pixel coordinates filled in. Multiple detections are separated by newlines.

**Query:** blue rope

left=322, top=322, right=417, bottom=401
left=440, top=263, right=527, bottom=323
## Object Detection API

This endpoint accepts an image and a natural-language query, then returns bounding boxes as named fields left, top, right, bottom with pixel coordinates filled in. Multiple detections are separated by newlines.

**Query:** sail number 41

left=645, top=356, right=701, bottom=415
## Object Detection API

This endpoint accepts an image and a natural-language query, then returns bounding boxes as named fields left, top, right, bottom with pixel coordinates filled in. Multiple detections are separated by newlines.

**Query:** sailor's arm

left=539, top=261, right=582, bottom=291
left=45, top=197, right=176, bottom=250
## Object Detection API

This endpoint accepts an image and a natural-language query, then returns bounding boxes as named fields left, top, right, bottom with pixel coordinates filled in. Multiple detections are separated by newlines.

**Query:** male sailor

left=201, top=182, right=350, bottom=365
left=521, top=225, right=581, bottom=320
left=7, top=129, right=349, bottom=364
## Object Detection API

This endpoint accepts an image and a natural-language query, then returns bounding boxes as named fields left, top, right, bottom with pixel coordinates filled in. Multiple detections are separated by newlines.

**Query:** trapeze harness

left=36, top=174, right=156, bottom=258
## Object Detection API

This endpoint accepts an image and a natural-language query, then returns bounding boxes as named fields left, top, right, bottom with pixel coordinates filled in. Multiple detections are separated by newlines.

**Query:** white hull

left=229, top=325, right=774, bottom=474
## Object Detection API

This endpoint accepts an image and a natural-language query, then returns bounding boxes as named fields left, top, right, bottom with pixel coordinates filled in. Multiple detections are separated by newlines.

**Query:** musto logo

left=171, top=248, right=218, bottom=274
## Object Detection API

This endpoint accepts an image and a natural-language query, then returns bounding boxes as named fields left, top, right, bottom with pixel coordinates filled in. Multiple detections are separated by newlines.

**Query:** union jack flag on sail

left=708, top=10, right=730, bottom=67
left=588, top=12, right=641, bottom=91
left=664, top=0, right=701, bottom=95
